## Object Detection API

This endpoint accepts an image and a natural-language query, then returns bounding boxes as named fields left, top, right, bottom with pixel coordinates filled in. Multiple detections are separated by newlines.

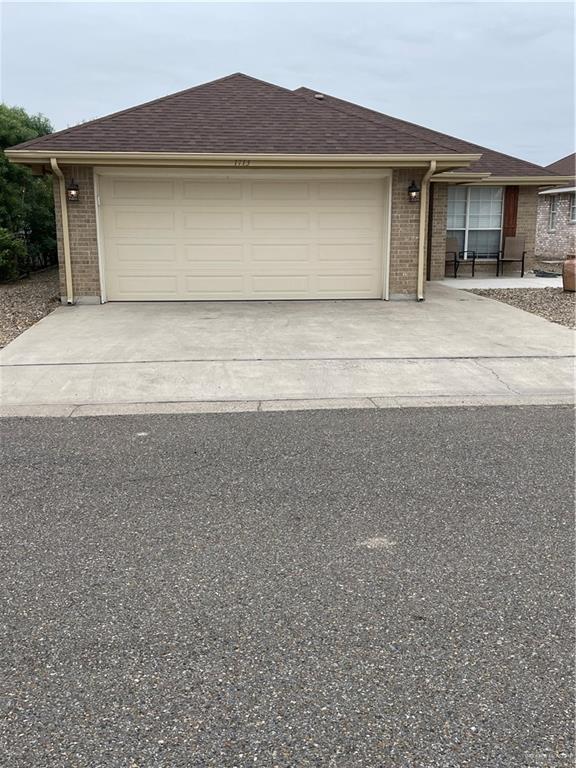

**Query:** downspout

left=416, top=160, right=437, bottom=301
left=50, top=158, right=74, bottom=305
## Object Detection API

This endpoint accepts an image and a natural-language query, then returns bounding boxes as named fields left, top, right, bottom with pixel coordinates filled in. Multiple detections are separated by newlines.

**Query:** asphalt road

left=1, top=406, right=574, bottom=768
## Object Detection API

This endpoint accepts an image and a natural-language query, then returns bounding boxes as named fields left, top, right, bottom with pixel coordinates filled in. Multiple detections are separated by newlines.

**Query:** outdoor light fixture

left=408, top=180, right=420, bottom=203
left=66, top=180, right=80, bottom=203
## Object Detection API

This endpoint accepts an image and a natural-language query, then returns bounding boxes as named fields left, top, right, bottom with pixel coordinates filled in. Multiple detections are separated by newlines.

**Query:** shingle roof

left=8, top=73, right=561, bottom=179
left=546, top=153, right=575, bottom=176
left=294, top=86, right=559, bottom=178
left=10, top=73, right=462, bottom=156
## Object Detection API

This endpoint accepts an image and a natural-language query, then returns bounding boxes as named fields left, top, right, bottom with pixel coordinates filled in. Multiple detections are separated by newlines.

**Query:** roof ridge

left=293, top=87, right=462, bottom=156
left=12, top=73, right=259, bottom=151
left=295, top=86, right=558, bottom=175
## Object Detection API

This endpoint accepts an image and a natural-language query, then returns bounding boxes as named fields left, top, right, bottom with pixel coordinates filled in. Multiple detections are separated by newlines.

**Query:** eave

left=471, top=175, right=575, bottom=186
left=431, top=172, right=491, bottom=184
left=5, top=149, right=482, bottom=172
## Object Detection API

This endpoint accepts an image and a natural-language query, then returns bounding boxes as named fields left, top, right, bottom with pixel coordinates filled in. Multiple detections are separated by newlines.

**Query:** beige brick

left=53, top=166, right=100, bottom=300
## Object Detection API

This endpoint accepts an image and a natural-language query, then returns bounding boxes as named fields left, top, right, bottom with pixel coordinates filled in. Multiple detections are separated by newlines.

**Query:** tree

left=0, top=104, right=56, bottom=271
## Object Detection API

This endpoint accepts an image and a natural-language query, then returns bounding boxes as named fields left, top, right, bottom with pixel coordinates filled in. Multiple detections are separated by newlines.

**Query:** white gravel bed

left=468, top=287, right=575, bottom=329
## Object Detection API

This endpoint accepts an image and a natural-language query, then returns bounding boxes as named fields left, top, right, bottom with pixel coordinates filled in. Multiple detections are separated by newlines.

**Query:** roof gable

left=10, top=73, right=462, bottom=156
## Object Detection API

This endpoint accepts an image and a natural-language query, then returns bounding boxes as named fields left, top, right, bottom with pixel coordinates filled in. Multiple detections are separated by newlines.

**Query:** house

left=6, top=74, right=572, bottom=304
left=535, top=153, right=576, bottom=262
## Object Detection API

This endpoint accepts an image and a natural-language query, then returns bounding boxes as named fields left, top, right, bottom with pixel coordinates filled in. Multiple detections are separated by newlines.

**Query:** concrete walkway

left=1, top=285, right=573, bottom=416
left=440, top=276, right=563, bottom=289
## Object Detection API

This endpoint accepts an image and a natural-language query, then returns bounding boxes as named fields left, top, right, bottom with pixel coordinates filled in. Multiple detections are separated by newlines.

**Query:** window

left=548, top=197, right=558, bottom=231
left=447, top=186, right=503, bottom=258
left=570, top=193, right=576, bottom=223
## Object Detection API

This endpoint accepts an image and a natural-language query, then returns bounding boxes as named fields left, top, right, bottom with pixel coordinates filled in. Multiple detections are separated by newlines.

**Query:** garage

left=98, top=173, right=389, bottom=301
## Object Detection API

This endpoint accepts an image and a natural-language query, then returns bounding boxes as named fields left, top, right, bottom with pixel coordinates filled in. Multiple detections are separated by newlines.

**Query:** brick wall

left=428, top=183, right=448, bottom=280
left=515, top=186, right=538, bottom=272
left=389, top=169, right=425, bottom=295
left=535, top=192, right=576, bottom=260
left=53, top=165, right=100, bottom=301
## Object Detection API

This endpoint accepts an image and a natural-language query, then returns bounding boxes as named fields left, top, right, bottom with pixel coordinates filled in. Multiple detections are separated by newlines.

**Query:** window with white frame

left=570, top=193, right=576, bottom=223
left=447, top=186, right=504, bottom=258
left=548, top=196, right=558, bottom=231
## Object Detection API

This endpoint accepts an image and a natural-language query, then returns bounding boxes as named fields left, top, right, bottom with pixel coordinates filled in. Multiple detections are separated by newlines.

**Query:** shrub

left=0, top=104, right=56, bottom=269
left=0, top=227, right=27, bottom=281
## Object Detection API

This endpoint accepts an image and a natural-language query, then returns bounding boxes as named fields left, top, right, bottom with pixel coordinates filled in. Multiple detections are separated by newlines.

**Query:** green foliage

left=0, top=104, right=56, bottom=270
left=0, top=227, right=27, bottom=281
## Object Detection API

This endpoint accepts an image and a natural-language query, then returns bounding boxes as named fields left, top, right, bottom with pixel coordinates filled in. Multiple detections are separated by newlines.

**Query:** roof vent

left=314, top=93, right=325, bottom=100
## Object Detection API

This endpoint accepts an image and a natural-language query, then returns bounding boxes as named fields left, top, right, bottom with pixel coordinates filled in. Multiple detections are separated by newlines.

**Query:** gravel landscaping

left=469, top=287, right=576, bottom=329
left=0, top=268, right=60, bottom=349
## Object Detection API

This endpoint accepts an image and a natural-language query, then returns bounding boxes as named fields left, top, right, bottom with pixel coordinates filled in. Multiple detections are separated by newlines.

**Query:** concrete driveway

left=0, top=284, right=573, bottom=416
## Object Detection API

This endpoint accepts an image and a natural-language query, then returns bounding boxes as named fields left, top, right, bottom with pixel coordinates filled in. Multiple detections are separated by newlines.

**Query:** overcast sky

left=1, top=1, right=574, bottom=166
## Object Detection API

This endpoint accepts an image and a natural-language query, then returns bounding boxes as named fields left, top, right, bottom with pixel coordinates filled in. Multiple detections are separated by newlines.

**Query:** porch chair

left=445, top=237, right=477, bottom=278
left=497, top=235, right=526, bottom=277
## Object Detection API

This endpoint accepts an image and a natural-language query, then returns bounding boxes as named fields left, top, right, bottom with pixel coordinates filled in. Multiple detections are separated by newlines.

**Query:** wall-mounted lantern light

left=66, top=180, right=80, bottom=203
left=408, top=180, right=420, bottom=203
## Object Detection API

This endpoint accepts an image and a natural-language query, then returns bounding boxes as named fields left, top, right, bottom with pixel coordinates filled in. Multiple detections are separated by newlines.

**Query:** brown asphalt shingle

left=9, top=73, right=564, bottom=179
left=294, top=86, right=561, bottom=177
left=546, top=153, right=575, bottom=176
left=10, top=73, right=461, bottom=156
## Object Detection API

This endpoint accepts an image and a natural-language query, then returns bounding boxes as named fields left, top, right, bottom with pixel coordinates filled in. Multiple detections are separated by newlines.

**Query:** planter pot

left=563, top=256, right=576, bottom=292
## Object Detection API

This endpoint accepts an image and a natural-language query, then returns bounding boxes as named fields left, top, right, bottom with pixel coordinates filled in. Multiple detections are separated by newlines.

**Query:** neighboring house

left=535, top=153, right=576, bottom=261
left=6, top=74, right=571, bottom=303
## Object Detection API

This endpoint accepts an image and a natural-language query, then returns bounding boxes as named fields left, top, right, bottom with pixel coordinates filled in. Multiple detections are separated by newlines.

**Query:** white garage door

left=99, top=174, right=386, bottom=301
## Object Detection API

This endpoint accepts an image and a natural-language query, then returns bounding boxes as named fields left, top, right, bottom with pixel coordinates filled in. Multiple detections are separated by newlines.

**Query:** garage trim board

left=95, top=168, right=392, bottom=302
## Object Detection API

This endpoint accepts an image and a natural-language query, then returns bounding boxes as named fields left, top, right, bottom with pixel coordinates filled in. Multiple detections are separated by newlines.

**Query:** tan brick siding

left=514, top=186, right=538, bottom=273
left=53, top=166, right=100, bottom=300
left=389, top=169, right=425, bottom=295
left=535, top=192, right=576, bottom=260
left=428, top=183, right=448, bottom=280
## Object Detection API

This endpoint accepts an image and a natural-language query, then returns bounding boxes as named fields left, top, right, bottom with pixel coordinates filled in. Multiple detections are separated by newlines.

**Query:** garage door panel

left=251, top=275, right=310, bottom=294
left=317, top=243, right=376, bottom=262
left=114, top=243, right=178, bottom=263
left=111, top=180, right=175, bottom=200
left=318, top=211, right=378, bottom=231
left=183, top=211, right=244, bottom=231
left=184, top=275, right=244, bottom=295
left=114, top=210, right=175, bottom=231
left=250, top=182, right=310, bottom=200
left=251, top=244, right=310, bottom=263
left=116, top=275, right=178, bottom=295
left=316, top=181, right=382, bottom=200
left=183, top=181, right=243, bottom=199
left=184, top=244, right=244, bottom=264
left=251, top=211, right=310, bottom=231
left=102, top=175, right=386, bottom=300
left=317, top=274, right=376, bottom=293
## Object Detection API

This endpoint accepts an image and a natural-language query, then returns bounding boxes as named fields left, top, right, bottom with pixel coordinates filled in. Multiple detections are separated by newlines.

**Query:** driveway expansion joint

left=1, top=353, right=574, bottom=368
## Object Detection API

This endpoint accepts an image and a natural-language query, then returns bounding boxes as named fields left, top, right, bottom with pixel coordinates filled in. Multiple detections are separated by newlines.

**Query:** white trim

left=538, top=186, right=576, bottom=195
left=570, top=193, right=576, bottom=224
left=93, top=171, right=107, bottom=303
left=94, top=166, right=394, bottom=180
left=382, top=175, right=392, bottom=300
left=447, top=185, right=504, bottom=258
left=548, top=196, right=558, bottom=232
